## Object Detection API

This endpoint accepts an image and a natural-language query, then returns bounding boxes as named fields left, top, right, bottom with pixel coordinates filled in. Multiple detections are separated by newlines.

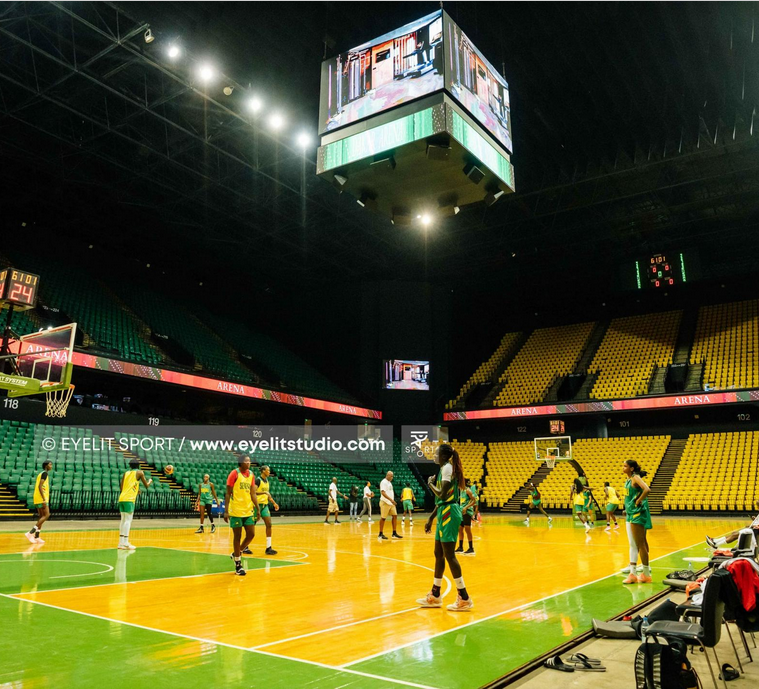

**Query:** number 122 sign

left=0, top=268, right=40, bottom=310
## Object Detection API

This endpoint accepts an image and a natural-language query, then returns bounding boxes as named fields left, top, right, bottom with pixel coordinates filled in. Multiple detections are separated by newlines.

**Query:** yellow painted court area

left=1, top=514, right=743, bottom=673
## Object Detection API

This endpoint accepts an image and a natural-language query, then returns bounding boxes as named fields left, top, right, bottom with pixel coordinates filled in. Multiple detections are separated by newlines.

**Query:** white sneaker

left=548, top=517, right=553, bottom=522
left=523, top=519, right=530, bottom=525
left=24, top=531, right=37, bottom=544
left=604, top=525, right=611, bottom=532
left=368, top=519, right=374, bottom=523
left=584, top=523, right=591, bottom=531
left=125, top=543, right=137, bottom=550
left=34, top=537, right=45, bottom=545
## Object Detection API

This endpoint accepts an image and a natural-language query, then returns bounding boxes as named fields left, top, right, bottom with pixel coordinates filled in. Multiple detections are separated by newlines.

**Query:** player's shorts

left=229, top=515, right=255, bottom=528
left=255, top=505, right=271, bottom=519
left=606, top=503, right=618, bottom=513
left=199, top=498, right=213, bottom=508
left=573, top=505, right=585, bottom=514
left=532, top=499, right=541, bottom=507
left=380, top=501, right=397, bottom=519
left=402, top=499, right=413, bottom=512
left=435, top=503, right=462, bottom=542
left=461, top=512, right=472, bottom=527
left=118, top=501, right=135, bottom=513
left=327, top=498, right=339, bottom=513
left=626, top=503, right=652, bottom=530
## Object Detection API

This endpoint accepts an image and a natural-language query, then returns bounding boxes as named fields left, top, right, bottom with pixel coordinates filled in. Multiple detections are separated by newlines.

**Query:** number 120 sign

left=0, top=268, right=40, bottom=310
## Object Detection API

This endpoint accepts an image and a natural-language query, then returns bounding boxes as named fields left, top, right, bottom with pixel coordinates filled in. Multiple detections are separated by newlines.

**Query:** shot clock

left=0, top=268, right=40, bottom=310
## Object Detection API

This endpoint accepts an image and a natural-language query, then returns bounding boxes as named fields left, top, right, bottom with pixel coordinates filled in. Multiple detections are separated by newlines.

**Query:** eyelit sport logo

left=408, top=429, right=430, bottom=459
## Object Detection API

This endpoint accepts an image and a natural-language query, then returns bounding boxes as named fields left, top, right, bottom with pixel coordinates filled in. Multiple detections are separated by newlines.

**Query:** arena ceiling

left=2, top=1, right=759, bottom=288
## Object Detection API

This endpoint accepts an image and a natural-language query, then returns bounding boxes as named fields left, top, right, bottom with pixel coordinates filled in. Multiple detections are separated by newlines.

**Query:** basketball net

left=545, top=457, right=556, bottom=469
left=44, top=384, right=74, bottom=418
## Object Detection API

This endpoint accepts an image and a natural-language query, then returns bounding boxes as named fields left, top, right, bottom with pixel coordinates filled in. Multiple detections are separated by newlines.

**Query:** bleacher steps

left=672, top=308, right=698, bottom=366
left=648, top=365, right=668, bottom=395
left=647, top=438, right=688, bottom=515
left=0, top=482, right=32, bottom=518
left=574, top=371, right=599, bottom=401
left=573, top=319, right=609, bottom=375
left=502, top=464, right=552, bottom=512
left=105, top=439, right=194, bottom=499
left=478, top=332, right=531, bottom=409
left=684, top=361, right=704, bottom=392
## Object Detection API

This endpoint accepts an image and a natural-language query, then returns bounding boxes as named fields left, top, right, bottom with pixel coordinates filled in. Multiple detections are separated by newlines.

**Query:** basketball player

left=195, top=474, right=220, bottom=534
left=417, top=444, right=473, bottom=611
left=401, top=482, right=416, bottom=524
left=583, top=487, right=595, bottom=527
left=358, top=481, right=374, bottom=522
left=570, top=478, right=590, bottom=531
left=325, top=477, right=346, bottom=524
left=523, top=481, right=552, bottom=525
left=25, top=460, right=53, bottom=544
left=455, top=479, right=477, bottom=555
left=706, top=501, right=759, bottom=548
left=118, top=459, right=152, bottom=550
left=603, top=481, right=620, bottom=531
left=622, top=459, right=652, bottom=584
left=254, top=465, right=279, bottom=555
left=224, top=455, right=259, bottom=576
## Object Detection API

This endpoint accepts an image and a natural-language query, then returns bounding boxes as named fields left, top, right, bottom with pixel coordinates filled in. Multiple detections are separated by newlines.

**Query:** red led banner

left=444, top=390, right=759, bottom=422
left=71, top=352, right=381, bottom=419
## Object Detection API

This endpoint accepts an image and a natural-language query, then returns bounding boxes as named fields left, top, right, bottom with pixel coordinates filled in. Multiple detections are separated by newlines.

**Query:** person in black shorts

left=455, top=479, right=477, bottom=555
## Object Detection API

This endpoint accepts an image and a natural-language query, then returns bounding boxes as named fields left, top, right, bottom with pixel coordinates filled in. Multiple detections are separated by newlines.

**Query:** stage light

left=197, top=64, right=215, bottom=83
left=144, top=29, right=155, bottom=44
left=167, top=45, right=181, bottom=59
left=268, top=112, right=285, bottom=130
left=223, top=86, right=234, bottom=96
left=333, top=174, right=347, bottom=186
left=421, top=214, right=432, bottom=226
left=296, top=132, right=311, bottom=148
left=246, top=96, right=263, bottom=113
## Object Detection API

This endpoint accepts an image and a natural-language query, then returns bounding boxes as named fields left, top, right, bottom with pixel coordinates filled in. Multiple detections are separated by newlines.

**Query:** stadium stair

left=105, top=439, right=194, bottom=499
left=502, top=464, right=552, bottom=512
left=646, top=438, right=688, bottom=514
left=0, top=482, right=32, bottom=518
left=648, top=365, right=668, bottom=395
left=478, top=333, right=531, bottom=408
left=684, top=361, right=704, bottom=392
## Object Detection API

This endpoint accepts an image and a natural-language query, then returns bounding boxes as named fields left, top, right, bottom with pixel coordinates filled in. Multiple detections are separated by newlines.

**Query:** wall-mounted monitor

left=383, top=359, right=430, bottom=391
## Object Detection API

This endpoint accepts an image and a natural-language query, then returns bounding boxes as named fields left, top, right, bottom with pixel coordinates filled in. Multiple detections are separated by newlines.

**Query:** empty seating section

left=198, top=309, right=357, bottom=404
left=447, top=332, right=521, bottom=409
left=0, top=421, right=181, bottom=512
left=1, top=305, right=38, bottom=337
left=481, top=442, right=537, bottom=507
left=537, top=436, right=669, bottom=509
left=494, top=322, right=594, bottom=407
left=119, top=287, right=253, bottom=382
left=691, top=300, right=759, bottom=390
left=663, top=432, right=759, bottom=511
left=589, top=312, right=681, bottom=399
left=11, top=255, right=163, bottom=365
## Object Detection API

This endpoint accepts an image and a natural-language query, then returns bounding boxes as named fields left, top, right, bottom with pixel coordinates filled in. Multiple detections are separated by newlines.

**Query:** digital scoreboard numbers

left=0, top=268, right=40, bottom=310
left=634, top=253, right=688, bottom=290
left=647, top=254, right=675, bottom=288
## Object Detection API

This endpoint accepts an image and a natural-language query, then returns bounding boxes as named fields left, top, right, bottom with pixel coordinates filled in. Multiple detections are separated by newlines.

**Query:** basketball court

left=0, top=515, right=744, bottom=688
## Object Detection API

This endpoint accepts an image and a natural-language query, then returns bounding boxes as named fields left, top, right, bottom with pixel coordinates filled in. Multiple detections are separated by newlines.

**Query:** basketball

left=164, top=465, right=174, bottom=476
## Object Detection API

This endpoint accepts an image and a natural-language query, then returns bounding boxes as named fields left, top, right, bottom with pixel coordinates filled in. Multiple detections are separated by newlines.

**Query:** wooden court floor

left=0, top=514, right=746, bottom=688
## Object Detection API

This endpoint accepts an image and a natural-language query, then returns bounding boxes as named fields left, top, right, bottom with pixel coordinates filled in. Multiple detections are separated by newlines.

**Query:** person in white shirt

left=325, top=477, right=346, bottom=525
left=378, top=471, right=402, bottom=541
left=358, top=481, right=374, bottom=523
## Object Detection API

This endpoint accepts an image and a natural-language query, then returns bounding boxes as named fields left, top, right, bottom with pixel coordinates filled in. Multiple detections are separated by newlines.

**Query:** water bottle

left=641, top=615, right=649, bottom=642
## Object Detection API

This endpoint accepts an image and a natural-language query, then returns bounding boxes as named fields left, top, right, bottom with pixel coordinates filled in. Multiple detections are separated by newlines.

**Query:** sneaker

left=410, top=519, right=413, bottom=525
left=117, top=544, right=130, bottom=550
left=706, top=535, right=718, bottom=549
left=195, top=527, right=204, bottom=534
left=604, top=526, right=611, bottom=532
left=584, top=523, right=591, bottom=531
left=334, top=521, right=341, bottom=525
left=368, top=519, right=374, bottom=523
left=416, top=592, right=443, bottom=608
left=391, top=532, right=403, bottom=539
left=447, top=595, right=474, bottom=611
left=34, top=537, right=45, bottom=545
left=455, top=546, right=464, bottom=553
left=638, top=574, right=653, bottom=584
left=234, top=565, right=246, bottom=576
left=523, top=519, right=530, bottom=525
left=548, top=517, right=553, bottom=523
left=242, top=547, right=252, bottom=555
left=265, top=547, right=277, bottom=556
left=622, top=573, right=639, bottom=585
left=324, top=521, right=330, bottom=525
left=464, top=547, right=475, bottom=556
left=24, top=531, right=37, bottom=544
left=210, top=525, right=216, bottom=533
left=378, top=533, right=388, bottom=540
left=402, top=518, right=405, bottom=523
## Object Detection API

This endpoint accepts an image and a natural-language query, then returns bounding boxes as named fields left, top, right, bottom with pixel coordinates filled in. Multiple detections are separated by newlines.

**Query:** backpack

left=634, top=637, right=701, bottom=689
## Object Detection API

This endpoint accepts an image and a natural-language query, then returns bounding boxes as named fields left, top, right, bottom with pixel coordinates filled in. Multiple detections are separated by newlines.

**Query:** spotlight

left=223, top=86, right=234, bottom=96
left=268, top=112, right=285, bottom=130
left=421, top=214, right=432, bottom=226
left=197, top=63, right=215, bottom=83
left=484, top=190, right=505, bottom=206
left=463, top=162, right=485, bottom=184
left=246, top=96, right=263, bottom=113
left=333, top=174, right=347, bottom=186
left=144, top=29, right=155, bottom=44
left=296, top=132, right=311, bottom=148
left=357, top=192, right=377, bottom=211
left=167, top=45, right=181, bottom=59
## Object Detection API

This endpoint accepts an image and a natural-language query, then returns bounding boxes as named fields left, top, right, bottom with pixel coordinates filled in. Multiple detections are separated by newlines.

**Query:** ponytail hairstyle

left=437, top=443, right=466, bottom=490
left=625, top=459, right=648, bottom=478
left=604, top=481, right=610, bottom=487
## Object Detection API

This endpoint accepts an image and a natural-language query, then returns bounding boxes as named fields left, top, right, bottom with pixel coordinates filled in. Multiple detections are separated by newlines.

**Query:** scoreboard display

left=642, top=253, right=679, bottom=289
left=0, top=268, right=40, bottom=310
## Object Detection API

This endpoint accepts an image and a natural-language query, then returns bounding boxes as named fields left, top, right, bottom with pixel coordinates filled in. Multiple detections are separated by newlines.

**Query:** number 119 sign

left=0, top=268, right=40, bottom=310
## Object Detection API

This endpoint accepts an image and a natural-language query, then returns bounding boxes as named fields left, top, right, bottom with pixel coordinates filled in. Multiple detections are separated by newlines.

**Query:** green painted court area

left=0, top=547, right=298, bottom=595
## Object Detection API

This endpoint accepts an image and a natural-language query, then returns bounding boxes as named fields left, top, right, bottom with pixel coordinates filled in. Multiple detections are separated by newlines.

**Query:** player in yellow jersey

left=118, top=459, right=153, bottom=550
left=603, top=481, right=620, bottom=531
left=224, top=455, right=259, bottom=576
left=401, top=482, right=416, bottom=525
left=195, top=474, right=220, bottom=534
left=25, top=461, right=53, bottom=545
left=254, top=465, right=279, bottom=556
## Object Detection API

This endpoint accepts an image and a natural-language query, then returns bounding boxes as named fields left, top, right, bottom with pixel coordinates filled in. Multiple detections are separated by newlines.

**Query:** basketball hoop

left=44, top=384, right=74, bottom=418
left=545, top=457, right=556, bottom=469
